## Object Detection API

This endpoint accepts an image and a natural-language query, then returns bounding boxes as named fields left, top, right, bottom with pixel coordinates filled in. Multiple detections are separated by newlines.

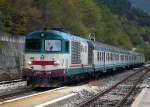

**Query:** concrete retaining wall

left=0, top=33, right=25, bottom=81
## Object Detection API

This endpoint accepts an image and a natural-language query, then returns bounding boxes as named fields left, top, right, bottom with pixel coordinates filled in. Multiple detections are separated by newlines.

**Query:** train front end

left=22, top=31, right=70, bottom=87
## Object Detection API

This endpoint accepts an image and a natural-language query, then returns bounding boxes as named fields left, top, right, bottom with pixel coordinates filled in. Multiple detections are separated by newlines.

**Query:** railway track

left=0, top=87, right=33, bottom=102
left=0, top=79, right=29, bottom=101
left=78, top=67, right=149, bottom=107
left=0, top=66, right=148, bottom=107
left=0, top=79, right=24, bottom=84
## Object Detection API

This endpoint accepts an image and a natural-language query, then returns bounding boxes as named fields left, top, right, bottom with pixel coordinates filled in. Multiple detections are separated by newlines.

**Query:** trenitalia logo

left=40, top=55, right=45, bottom=60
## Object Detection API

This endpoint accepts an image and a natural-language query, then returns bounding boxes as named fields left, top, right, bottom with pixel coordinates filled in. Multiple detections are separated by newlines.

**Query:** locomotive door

left=87, top=41, right=94, bottom=65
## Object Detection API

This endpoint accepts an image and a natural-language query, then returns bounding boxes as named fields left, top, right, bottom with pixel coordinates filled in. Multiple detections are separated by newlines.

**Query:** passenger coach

left=22, top=28, right=145, bottom=87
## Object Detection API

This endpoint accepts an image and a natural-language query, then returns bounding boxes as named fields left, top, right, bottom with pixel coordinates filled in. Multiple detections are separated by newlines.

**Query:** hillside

left=130, top=0, right=150, bottom=13
left=96, top=0, right=150, bottom=60
left=0, top=0, right=150, bottom=60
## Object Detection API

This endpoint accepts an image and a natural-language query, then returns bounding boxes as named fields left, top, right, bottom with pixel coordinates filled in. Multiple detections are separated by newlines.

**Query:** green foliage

left=0, top=0, right=41, bottom=34
left=96, top=0, right=150, bottom=60
left=0, top=41, right=4, bottom=54
left=142, top=27, right=150, bottom=43
left=98, top=5, right=133, bottom=49
left=96, top=0, right=131, bottom=16
left=136, top=43, right=150, bottom=61
left=96, top=0, right=150, bottom=26
left=0, top=0, right=149, bottom=59
left=0, top=11, right=3, bottom=30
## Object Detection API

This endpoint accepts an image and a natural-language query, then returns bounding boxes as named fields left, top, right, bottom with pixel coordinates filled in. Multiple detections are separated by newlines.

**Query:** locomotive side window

left=45, top=40, right=61, bottom=51
left=25, top=39, right=41, bottom=51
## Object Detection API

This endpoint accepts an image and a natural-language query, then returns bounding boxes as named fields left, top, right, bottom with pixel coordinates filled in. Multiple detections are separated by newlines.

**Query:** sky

left=130, top=0, right=150, bottom=13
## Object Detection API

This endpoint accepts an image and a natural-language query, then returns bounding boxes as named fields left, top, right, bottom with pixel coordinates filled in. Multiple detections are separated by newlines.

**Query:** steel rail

left=78, top=67, right=146, bottom=107
left=116, top=69, right=149, bottom=107
left=0, top=79, right=28, bottom=100
left=0, top=87, right=32, bottom=100
left=0, top=79, right=24, bottom=85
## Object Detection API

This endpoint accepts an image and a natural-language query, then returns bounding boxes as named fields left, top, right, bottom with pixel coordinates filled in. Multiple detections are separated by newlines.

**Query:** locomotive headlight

left=28, top=61, right=32, bottom=65
left=54, top=61, right=60, bottom=65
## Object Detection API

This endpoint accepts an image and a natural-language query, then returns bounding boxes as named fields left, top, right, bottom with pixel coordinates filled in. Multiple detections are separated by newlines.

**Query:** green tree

left=136, top=43, right=150, bottom=61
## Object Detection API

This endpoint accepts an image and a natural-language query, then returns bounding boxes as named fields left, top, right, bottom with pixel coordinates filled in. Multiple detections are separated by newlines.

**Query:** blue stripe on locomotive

left=66, top=67, right=94, bottom=76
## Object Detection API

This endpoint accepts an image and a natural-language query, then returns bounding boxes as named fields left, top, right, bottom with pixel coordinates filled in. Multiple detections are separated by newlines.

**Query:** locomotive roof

left=51, top=30, right=88, bottom=43
left=26, top=30, right=88, bottom=43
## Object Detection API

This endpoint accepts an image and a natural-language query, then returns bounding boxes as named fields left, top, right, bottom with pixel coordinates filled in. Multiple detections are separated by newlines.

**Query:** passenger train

left=22, top=28, right=145, bottom=87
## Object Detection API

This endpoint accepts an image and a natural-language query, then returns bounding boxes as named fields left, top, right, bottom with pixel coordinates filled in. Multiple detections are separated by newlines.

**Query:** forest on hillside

left=0, top=0, right=150, bottom=60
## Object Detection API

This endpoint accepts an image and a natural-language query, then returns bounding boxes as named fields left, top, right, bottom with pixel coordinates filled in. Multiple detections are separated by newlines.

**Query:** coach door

left=87, top=41, right=94, bottom=65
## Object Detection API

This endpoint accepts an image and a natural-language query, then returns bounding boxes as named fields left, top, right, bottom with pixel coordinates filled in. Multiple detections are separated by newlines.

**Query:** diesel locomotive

left=22, top=28, right=145, bottom=87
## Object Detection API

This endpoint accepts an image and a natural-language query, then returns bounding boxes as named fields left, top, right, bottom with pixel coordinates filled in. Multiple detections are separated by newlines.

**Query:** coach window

left=97, top=52, right=99, bottom=61
left=109, top=53, right=111, bottom=61
left=98, top=52, right=100, bottom=61
left=85, top=46, right=87, bottom=52
left=109, top=53, right=110, bottom=61
left=107, top=53, right=109, bottom=61
left=99, top=52, right=101, bottom=61
left=101, top=52, right=102, bottom=61
left=83, top=46, right=84, bottom=52
left=106, top=53, right=108, bottom=61
left=98, top=52, right=99, bottom=61
left=117, top=54, right=118, bottom=61
left=118, top=54, right=119, bottom=61
left=80, top=45, right=83, bottom=52
left=121, top=55, right=122, bottom=61
left=111, top=53, right=112, bottom=61
left=102, top=52, right=103, bottom=61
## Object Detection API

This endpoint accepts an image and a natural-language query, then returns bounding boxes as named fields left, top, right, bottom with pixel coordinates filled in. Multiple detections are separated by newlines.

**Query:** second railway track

left=78, top=67, right=149, bottom=107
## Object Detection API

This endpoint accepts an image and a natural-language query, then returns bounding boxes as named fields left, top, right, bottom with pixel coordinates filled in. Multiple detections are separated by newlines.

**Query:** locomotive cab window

left=25, top=39, right=41, bottom=51
left=45, top=40, right=61, bottom=51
